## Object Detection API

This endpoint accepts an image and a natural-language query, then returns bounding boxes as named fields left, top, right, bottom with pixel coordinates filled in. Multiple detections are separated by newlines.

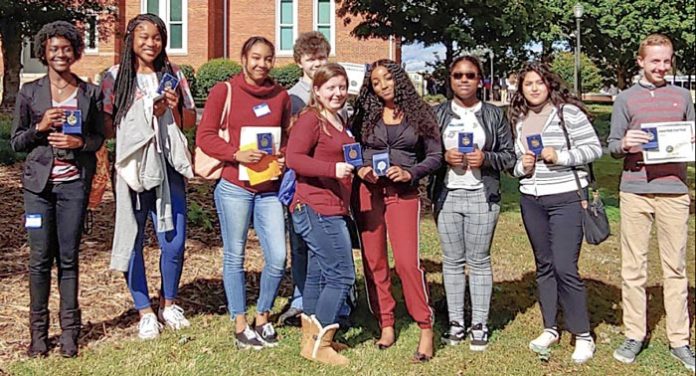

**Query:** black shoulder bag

left=558, top=108, right=610, bottom=245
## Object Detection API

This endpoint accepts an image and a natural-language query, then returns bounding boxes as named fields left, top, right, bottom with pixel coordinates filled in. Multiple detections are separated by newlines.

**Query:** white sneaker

left=158, top=304, right=191, bottom=330
left=138, top=313, right=163, bottom=340
left=572, top=337, right=596, bottom=364
left=529, top=329, right=559, bottom=353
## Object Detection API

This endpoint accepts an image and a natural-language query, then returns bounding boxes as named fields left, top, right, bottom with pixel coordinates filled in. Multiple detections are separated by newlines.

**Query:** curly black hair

left=112, top=13, right=177, bottom=127
left=508, top=62, right=591, bottom=132
left=350, top=59, right=439, bottom=141
left=34, top=21, right=85, bottom=65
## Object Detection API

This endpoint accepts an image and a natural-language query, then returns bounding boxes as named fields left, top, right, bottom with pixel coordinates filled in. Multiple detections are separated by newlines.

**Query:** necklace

left=50, top=79, right=72, bottom=95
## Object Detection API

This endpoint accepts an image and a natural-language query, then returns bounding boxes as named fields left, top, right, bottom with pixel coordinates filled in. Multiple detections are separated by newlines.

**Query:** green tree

left=336, top=0, right=535, bottom=73
left=0, top=1, right=115, bottom=112
left=533, top=0, right=695, bottom=89
left=550, top=51, right=602, bottom=92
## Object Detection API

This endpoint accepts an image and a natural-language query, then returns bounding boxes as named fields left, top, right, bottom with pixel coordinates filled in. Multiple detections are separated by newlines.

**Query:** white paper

left=338, top=62, right=368, bottom=95
left=641, top=121, right=695, bottom=164
left=238, top=126, right=282, bottom=181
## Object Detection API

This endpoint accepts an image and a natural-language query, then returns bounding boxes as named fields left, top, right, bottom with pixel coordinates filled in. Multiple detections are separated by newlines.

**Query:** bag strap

left=557, top=105, right=590, bottom=203
left=220, top=81, right=232, bottom=130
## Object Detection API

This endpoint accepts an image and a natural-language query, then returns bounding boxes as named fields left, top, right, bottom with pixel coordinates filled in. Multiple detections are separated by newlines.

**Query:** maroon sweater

left=286, top=111, right=355, bottom=216
left=196, top=74, right=291, bottom=192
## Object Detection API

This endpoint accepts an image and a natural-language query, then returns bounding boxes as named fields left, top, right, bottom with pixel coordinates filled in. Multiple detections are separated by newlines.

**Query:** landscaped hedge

left=195, top=59, right=242, bottom=99
left=270, top=64, right=302, bottom=89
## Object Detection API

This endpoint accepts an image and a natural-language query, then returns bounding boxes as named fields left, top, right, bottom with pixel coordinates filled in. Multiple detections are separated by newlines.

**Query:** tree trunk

left=0, top=28, right=23, bottom=114
left=616, top=67, right=627, bottom=91
left=444, top=42, right=455, bottom=98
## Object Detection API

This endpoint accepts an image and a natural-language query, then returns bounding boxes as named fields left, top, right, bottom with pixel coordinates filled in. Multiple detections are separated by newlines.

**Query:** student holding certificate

left=429, top=56, right=515, bottom=351
left=351, top=59, right=442, bottom=362
left=102, top=14, right=196, bottom=342
left=11, top=21, right=105, bottom=357
left=197, top=36, right=291, bottom=350
left=508, top=62, right=602, bottom=364
left=607, top=34, right=695, bottom=371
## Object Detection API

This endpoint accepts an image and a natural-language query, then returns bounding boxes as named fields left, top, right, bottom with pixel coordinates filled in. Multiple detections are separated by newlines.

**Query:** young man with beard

left=608, top=34, right=695, bottom=371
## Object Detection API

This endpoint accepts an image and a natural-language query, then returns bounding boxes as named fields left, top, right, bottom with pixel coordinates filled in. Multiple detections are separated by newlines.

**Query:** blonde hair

left=303, top=63, right=348, bottom=135
left=638, top=34, right=673, bottom=58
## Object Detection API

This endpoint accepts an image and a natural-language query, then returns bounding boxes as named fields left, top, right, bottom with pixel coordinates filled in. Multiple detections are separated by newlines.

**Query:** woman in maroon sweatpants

left=350, top=59, right=442, bottom=362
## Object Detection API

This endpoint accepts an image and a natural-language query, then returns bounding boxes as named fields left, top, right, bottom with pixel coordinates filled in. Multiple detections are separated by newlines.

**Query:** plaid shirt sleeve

left=173, top=65, right=195, bottom=110
left=100, top=65, right=119, bottom=115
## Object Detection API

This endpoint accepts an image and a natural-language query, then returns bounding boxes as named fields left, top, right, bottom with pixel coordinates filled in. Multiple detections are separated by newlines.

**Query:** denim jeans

left=125, top=165, right=187, bottom=310
left=214, top=178, right=286, bottom=317
left=292, top=204, right=355, bottom=326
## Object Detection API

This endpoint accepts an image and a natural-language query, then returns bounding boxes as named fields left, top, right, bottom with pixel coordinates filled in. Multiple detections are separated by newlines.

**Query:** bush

left=550, top=52, right=602, bottom=94
left=0, top=114, right=12, bottom=140
left=195, top=59, right=242, bottom=98
left=178, top=64, right=196, bottom=98
left=270, top=64, right=302, bottom=89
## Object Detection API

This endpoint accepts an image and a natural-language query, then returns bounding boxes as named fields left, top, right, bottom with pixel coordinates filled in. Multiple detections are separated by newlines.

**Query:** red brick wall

left=8, top=0, right=399, bottom=81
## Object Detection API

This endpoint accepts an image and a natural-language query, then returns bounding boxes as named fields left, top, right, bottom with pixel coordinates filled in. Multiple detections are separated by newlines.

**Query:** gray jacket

left=110, top=98, right=193, bottom=271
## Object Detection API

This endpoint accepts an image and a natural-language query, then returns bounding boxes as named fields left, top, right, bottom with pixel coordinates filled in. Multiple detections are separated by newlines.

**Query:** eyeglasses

left=451, top=72, right=478, bottom=80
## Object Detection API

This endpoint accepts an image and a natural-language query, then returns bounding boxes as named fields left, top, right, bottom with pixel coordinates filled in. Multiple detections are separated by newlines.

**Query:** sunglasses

left=451, top=72, right=478, bottom=80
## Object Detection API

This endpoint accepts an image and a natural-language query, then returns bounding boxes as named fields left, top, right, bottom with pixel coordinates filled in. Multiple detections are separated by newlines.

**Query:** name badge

left=25, top=214, right=42, bottom=229
left=343, top=143, right=363, bottom=167
left=257, top=132, right=274, bottom=154
left=526, top=134, right=544, bottom=155
left=372, top=152, right=390, bottom=176
left=253, top=103, right=272, bottom=118
left=458, top=132, right=475, bottom=153
left=62, top=109, right=82, bottom=135
left=642, top=127, right=659, bottom=151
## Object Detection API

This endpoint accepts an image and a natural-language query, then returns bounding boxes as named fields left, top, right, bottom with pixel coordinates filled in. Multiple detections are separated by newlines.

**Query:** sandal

left=374, top=339, right=394, bottom=350
left=412, top=351, right=432, bottom=363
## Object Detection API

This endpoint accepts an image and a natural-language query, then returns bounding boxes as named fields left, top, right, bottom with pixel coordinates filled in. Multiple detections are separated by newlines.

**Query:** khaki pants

left=619, top=192, right=691, bottom=347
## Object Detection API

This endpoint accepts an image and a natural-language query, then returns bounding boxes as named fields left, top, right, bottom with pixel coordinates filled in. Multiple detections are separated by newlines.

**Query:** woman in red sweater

left=196, top=36, right=291, bottom=350
left=286, top=63, right=356, bottom=366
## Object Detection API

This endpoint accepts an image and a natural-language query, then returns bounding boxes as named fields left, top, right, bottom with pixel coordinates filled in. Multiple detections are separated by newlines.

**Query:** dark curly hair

left=112, top=14, right=177, bottom=127
left=34, top=21, right=85, bottom=65
left=350, top=59, right=439, bottom=141
left=508, top=62, right=591, bottom=132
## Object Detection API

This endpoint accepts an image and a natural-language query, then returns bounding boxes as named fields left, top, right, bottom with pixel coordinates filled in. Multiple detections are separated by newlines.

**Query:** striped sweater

left=513, top=104, right=603, bottom=196
left=607, top=82, right=694, bottom=194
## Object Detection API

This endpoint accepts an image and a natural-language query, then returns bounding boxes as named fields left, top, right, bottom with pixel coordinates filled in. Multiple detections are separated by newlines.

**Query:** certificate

left=641, top=121, right=695, bottom=164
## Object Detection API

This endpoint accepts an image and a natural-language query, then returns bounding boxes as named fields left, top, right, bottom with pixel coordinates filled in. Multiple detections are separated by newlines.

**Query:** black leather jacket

left=428, top=100, right=515, bottom=219
left=11, top=75, right=105, bottom=193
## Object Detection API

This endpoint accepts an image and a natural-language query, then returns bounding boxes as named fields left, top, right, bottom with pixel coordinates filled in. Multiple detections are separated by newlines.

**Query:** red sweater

left=196, top=74, right=291, bottom=192
left=286, top=111, right=355, bottom=216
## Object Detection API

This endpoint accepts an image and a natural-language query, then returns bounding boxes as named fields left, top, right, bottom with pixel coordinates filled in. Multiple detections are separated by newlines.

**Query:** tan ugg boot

left=300, top=313, right=317, bottom=359
left=310, top=316, right=349, bottom=366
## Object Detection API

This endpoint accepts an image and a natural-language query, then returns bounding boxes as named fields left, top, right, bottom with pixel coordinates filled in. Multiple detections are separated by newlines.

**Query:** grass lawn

left=4, top=105, right=696, bottom=375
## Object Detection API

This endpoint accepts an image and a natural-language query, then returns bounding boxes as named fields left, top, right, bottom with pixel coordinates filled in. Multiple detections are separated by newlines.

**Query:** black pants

left=520, top=190, right=590, bottom=334
left=24, top=180, right=86, bottom=315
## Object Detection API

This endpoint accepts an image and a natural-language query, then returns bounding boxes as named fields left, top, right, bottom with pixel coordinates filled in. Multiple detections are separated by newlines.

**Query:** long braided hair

left=112, top=13, right=177, bottom=127
left=350, top=59, right=439, bottom=142
left=507, top=62, right=591, bottom=134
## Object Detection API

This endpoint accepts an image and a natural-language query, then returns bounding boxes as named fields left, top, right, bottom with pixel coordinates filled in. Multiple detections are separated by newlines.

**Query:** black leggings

left=520, top=190, right=590, bottom=334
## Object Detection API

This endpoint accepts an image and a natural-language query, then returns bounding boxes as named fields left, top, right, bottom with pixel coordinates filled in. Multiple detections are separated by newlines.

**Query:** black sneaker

left=235, top=325, right=265, bottom=350
left=254, top=322, right=279, bottom=347
left=469, top=323, right=489, bottom=351
left=441, top=321, right=466, bottom=346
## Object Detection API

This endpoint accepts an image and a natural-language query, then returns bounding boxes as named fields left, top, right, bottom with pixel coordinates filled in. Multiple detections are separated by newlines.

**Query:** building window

left=142, top=0, right=187, bottom=53
left=84, top=16, right=99, bottom=54
left=276, top=0, right=297, bottom=54
left=314, top=0, right=335, bottom=55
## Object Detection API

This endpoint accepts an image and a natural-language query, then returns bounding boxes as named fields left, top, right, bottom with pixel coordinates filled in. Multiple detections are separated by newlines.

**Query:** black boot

left=28, top=309, right=50, bottom=357
left=59, top=308, right=81, bottom=358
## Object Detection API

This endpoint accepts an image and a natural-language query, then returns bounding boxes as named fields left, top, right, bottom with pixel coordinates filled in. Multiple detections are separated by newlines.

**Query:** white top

left=136, top=72, right=159, bottom=99
left=442, top=101, right=486, bottom=190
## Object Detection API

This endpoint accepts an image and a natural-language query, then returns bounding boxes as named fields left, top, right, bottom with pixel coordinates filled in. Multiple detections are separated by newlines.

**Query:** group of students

left=10, top=14, right=694, bottom=372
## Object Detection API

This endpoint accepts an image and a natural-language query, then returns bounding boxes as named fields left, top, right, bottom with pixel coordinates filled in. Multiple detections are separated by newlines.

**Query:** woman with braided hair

left=351, top=59, right=442, bottom=362
left=101, top=13, right=196, bottom=340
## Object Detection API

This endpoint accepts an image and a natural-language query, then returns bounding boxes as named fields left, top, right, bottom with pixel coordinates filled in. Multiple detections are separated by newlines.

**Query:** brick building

left=10, top=0, right=400, bottom=83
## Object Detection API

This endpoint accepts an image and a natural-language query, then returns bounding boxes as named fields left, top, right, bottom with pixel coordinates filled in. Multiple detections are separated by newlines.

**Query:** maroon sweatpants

left=356, top=181, right=433, bottom=329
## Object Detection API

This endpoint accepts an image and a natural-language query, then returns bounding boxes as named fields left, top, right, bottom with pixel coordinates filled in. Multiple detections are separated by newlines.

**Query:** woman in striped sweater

left=508, top=63, right=602, bottom=364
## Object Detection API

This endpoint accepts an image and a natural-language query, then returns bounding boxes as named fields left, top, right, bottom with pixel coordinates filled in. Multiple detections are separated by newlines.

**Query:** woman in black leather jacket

left=429, top=56, right=514, bottom=351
